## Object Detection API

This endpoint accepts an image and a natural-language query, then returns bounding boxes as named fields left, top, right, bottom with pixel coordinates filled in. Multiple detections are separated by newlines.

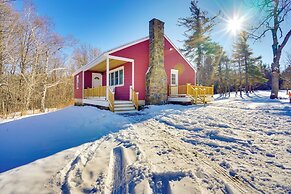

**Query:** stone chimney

left=145, top=18, right=168, bottom=105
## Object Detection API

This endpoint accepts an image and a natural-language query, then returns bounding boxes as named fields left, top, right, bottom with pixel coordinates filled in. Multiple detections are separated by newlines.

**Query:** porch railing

left=189, top=85, right=214, bottom=97
left=108, top=87, right=115, bottom=112
left=170, top=84, right=214, bottom=104
left=84, top=86, right=107, bottom=98
left=84, top=86, right=140, bottom=112
left=131, top=86, right=139, bottom=110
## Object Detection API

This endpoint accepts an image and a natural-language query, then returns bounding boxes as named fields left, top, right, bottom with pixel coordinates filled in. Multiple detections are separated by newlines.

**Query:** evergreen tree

left=201, top=41, right=224, bottom=86
left=232, top=35, right=244, bottom=96
left=215, top=50, right=231, bottom=95
left=232, top=31, right=265, bottom=94
left=281, top=65, right=291, bottom=90
left=249, top=60, right=268, bottom=92
left=178, top=0, right=218, bottom=85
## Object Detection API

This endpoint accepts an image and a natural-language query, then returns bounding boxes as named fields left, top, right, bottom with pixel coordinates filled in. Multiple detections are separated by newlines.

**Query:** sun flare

left=227, top=16, right=244, bottom=35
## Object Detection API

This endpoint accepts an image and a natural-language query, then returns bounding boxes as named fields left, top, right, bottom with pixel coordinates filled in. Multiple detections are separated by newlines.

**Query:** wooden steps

left=114, top=101, right=137, bottom=113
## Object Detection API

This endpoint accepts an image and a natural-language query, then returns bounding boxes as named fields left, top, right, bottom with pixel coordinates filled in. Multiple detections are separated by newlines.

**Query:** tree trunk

left=41, top=86, right=47, bottom=112
left=0, top=34, right=3, bottom=75
left=238, top=60, right=242, bottom=96
left=196, top=46, right=202, bottom=85
left=270, top=0, right=279, bottom=99
left=270, top=68, right=279, bottom=99
left=244, top=57, right=249, bottom=94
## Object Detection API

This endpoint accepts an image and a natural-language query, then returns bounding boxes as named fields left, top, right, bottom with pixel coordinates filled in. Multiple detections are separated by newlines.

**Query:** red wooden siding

left=82, top=65, right=132, bottom=100
left=102, top=63, right=132, bottom=100
left=111, top=40, right=149, bottom=101
left=84, top=71, right=93, bottom=89
left=74, top=71, right=83, bottom=99
left=84, top=70, right=103, bottom=89
left=164, top=38, right=196, bottom=87
left=110, top=37, right=196, bottom=100
left=76, top=36, right=196, bottom=101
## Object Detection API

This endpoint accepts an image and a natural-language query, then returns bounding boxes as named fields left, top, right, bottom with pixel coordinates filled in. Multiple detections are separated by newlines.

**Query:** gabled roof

left=72, top=36, right=148, bottom=76
left=164, top=35, right=196, bottom=73
left=72, top=35, right=196, bottom=76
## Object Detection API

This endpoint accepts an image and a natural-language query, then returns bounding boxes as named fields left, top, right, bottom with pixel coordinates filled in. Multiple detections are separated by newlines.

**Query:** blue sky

left=14, top=0, right=290, bottom=68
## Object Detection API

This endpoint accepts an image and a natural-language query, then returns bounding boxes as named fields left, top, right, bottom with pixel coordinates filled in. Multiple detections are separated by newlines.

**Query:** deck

left=83, top=97, right=109, bottom=107
left=168, top=94, right=192, bottom=103
left=81, top=86, right=139, bottom=113
left=82, top=97, right=137, bottom=113
left=168, top=84, right=214, bottom=104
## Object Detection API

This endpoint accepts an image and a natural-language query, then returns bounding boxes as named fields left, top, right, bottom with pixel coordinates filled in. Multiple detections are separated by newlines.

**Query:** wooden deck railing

left=108, top=87, right=115, bottom=112
left=131, top=87, right=139, bottom=110
left=84, top=86, right=107, bottom=98
left=190, top=85, right=214, bottom=97
left=170, top=84, right=214, bottom=104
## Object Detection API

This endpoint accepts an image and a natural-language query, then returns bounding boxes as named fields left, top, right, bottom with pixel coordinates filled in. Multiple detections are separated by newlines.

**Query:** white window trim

left=171, top=69, right=179, bottom=86
left=76, top=75, right=79, bottom=89
left=109, top=66, right=124, bottom=87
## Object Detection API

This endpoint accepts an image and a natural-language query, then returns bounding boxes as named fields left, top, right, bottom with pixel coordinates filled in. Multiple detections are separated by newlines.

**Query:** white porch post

left=106, top=57, right=109, bottom=100
left=132, top=60, right=134, bottom=89
left=82, top=70, right=84, bottom=99
left=130, top=60, right=134, bottom=100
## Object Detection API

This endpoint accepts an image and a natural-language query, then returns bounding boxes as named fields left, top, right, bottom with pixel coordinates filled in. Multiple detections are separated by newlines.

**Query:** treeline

left=0, top=1, right=101, bottom=117
left=0, top=2, right=73, bottom=117
left=281, top=53, right=291, bottom=90
left=179, top=0, right=291, bottom=97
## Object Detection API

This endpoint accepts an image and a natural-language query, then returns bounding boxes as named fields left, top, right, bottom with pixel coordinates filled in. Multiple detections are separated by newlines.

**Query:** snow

left=0, top=90, right=290, bottom=193
left=0, top=106, right=130, bottom=172
left=0, top=108, right=58, bottom=124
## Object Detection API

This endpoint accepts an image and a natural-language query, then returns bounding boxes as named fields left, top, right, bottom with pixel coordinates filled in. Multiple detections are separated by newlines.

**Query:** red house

left=73, top=19, right=201, bottom=113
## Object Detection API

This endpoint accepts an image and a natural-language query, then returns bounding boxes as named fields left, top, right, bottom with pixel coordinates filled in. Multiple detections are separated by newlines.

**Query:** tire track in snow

left=110, top=146, right=127, bottom=194
left=143, top=119, right=259, bottom=194
left=55, top=137, right=108, bottom=193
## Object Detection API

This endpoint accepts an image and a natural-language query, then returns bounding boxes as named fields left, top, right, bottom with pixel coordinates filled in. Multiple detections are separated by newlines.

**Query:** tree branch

left=278, top=29, right=291, bottom=53
left=249, top=28, right=271, bottom=40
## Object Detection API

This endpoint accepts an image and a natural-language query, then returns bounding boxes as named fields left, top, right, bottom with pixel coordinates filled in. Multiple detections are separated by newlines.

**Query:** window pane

left=119, top=69, right=123, bottom=85
left=109, top=73, right=111, bottom=86
left=115, top=71, right=118, bottom=85
left=110, top=73, right=114, bottom=86
left=171, top=74, right=176, bottom=85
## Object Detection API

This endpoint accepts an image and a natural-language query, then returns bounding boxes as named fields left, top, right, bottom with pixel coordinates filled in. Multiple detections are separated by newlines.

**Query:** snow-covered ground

left=0, top=107, right=130, bottom=172
left=0, top=91, right=290, bottom=193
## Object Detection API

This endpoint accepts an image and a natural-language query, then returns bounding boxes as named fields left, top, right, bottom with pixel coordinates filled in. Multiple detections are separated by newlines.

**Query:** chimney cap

left=149, top=18, right=164, bottom=24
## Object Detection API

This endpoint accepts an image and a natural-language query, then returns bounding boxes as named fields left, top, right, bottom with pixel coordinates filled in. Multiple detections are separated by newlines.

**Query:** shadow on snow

left=0, top=104, right=198, bottom=173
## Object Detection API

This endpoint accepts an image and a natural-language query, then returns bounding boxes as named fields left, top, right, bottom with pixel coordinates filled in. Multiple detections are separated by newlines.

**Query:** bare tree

left=281, top=53, right=291, bottom=90
left=0, top=1, right=75, bottom=117
left=72, top=43, right=101, bottom=69
left=250, top=0, right=291, bottom=99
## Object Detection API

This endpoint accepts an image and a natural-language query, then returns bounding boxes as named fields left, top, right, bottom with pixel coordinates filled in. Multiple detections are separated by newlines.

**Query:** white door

left=92, top=73, right=102, bottom=88
left=170, top=69, right=179, bottom=96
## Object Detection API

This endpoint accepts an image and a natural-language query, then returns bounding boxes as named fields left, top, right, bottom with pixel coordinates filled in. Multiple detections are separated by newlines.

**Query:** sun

left=227, top=16, right=244, bottom=35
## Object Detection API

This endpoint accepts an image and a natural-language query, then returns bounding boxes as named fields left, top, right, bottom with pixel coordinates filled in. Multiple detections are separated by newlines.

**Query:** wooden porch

left=83, top=86, right=139, bottom=113
left=168, top=84, right=214, bottom=104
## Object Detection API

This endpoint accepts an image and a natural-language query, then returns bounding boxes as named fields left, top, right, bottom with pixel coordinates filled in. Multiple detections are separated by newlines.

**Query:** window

left=76, top=75, right=79, bottom=89
left=171, top=74, right=176, bottom=85
left=171, top=69, right=178, bottom=86
left=109, top=66, right=124, bottom=87
left=110, top=72, right=114, bottom=86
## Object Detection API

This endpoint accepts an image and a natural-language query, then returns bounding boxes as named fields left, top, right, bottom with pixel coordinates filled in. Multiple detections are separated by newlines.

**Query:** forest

left=0, top=0, right=290, bottom=117
left=178, top=0, right=291, bottom=96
